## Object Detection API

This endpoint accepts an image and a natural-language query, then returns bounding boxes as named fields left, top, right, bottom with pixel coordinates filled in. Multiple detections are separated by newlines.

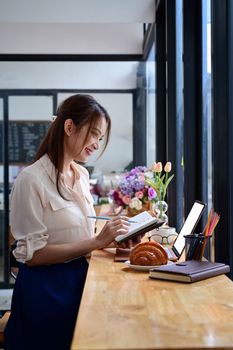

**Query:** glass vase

left=153, top=200, right=168, bottom=223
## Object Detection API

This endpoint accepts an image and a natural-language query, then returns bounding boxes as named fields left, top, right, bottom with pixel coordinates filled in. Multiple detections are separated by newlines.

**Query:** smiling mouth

left=85, top=147, right=93, bottom=156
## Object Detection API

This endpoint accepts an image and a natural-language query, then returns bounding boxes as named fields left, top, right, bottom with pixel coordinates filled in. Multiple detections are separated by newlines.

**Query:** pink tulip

left=150, top=162, right=157, bottom=172
left=150, top=162, right=162, bottom=172
left=164, top=162, right=172, bottom=173
left=155, top=162, right=163, bottom=172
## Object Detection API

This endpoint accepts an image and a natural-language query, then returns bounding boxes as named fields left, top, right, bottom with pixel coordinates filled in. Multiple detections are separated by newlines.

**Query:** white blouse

left=10, top=154, right=96, bottom=263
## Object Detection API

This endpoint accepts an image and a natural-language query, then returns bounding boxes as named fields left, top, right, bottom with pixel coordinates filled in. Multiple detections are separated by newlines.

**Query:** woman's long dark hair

left=35, top=94, right=111, bottom=198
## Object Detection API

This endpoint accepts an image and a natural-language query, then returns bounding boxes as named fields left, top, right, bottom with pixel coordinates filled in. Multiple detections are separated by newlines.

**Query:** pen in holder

left=184, top=234, right=212, bottom=261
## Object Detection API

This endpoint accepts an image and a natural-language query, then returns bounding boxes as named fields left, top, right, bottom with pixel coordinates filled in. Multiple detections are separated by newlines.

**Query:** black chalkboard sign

left=0, top=121, right=51, bottom=163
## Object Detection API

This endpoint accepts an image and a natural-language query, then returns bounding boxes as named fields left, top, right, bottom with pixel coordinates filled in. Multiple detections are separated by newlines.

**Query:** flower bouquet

left=110, top=162, right=174, bottom=220
left=110, top=166, right=157, bottom=216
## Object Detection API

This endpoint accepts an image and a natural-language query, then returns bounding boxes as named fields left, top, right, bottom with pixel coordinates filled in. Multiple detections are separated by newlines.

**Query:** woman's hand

left=95, top=216, right=131, bottom=248
left=114, top=233, right=145, bottom=249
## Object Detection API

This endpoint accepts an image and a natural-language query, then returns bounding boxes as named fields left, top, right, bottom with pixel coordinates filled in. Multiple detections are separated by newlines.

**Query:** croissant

left=129, top=241, right=168, bottom=266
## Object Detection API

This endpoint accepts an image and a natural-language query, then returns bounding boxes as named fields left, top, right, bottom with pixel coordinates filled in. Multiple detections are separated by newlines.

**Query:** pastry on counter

left=129, top=241, right=168, bottom=266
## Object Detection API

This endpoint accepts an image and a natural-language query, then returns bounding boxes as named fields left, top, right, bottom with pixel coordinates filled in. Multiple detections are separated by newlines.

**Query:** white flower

left=129, top=197, right=143, bottom=210
left=144, top=171, right=153, bottom=179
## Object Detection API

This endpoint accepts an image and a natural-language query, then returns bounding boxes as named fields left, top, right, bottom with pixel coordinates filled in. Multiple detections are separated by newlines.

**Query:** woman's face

left=64, top=116, right=108, bottom=162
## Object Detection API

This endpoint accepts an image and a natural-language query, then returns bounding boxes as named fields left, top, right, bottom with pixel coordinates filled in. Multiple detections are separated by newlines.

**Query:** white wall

left=0, top=0, right=154, bottom=55
left=0, top=23, right=143, bottom=55
left=0, top=0, right=155, bottom=23
left=0, top=62, right=138, bottom=89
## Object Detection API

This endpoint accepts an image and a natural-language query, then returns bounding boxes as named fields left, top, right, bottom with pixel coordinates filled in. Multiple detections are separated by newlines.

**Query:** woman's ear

left=64, top=119, right=74, bottom=136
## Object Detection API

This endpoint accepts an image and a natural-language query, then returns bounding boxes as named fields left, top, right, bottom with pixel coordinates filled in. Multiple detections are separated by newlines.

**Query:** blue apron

left=4, top=257, right=88, bottom=350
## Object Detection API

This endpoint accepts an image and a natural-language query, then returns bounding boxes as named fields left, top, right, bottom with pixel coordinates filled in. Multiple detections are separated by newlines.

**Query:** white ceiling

left=0, top=0, right=155, bottom=55
left=0, top=0, right=155, bottom=23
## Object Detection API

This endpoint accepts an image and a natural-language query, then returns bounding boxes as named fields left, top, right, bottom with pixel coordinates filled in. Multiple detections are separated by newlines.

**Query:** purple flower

left=112, top=166, right=151, bottom=207
left=148, top=187, right=157, bottom=200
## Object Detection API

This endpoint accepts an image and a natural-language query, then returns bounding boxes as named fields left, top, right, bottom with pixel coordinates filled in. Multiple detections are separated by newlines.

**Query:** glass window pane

left=176, top=0, right=184, bottom=230
left=9, top=95, right=53, bottom=121
left=202, top=0, right=212, bottom=258
left=8, top=96, right=53, bottom=167
left=0, top=98, right=4, bottom=282
left=146, top=43, right=156, bottom=166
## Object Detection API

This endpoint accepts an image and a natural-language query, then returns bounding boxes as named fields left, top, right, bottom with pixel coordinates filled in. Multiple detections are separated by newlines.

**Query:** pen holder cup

left=184, top=234, right=212, bottom=261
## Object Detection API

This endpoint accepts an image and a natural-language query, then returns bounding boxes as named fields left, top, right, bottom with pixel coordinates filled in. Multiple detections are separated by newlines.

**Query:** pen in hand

left=87, top=215, right=138, bottom=223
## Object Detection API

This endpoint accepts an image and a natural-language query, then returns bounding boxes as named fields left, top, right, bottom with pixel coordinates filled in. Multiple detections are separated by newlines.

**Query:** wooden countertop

left=72, top=248, right=233, bottom=350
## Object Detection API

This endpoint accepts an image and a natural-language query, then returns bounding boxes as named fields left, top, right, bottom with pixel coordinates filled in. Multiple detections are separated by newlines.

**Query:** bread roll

left=129, top=241, right=168, bottom=266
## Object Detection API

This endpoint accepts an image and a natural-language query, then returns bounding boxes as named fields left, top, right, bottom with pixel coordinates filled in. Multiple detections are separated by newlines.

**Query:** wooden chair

left=0, top=239, right=18, bottom=347
left=0, top=311, right=10, bottom=347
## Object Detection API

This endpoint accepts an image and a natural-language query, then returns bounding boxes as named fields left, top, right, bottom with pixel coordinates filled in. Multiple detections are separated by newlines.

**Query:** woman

left=5, top=94, right=138, bottom=350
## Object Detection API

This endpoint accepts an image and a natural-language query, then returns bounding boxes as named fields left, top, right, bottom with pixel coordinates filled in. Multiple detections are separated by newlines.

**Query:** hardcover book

left=115, top=211, right=164, bottom=244
left=149, top=260, right=230, bottom=283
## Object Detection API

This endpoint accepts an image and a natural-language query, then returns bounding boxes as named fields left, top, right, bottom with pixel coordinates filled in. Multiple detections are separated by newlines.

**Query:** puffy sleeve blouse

left=10, top=154, right=96, bottom=263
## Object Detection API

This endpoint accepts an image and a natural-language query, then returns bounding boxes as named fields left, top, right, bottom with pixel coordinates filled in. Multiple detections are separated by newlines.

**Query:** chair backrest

left=0, top=311, right=10, bottom=346
left=1, top=241, right=16, bottom=346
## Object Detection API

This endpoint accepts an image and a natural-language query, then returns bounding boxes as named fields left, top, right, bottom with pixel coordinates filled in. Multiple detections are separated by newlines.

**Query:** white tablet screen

left=173, top=201, right=206, bottom=255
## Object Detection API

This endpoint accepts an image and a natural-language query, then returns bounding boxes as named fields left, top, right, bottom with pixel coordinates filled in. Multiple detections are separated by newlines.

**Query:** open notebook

left=115, top=211, right=164, bottom=244
left=163, top=200, right=206, bottom=261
